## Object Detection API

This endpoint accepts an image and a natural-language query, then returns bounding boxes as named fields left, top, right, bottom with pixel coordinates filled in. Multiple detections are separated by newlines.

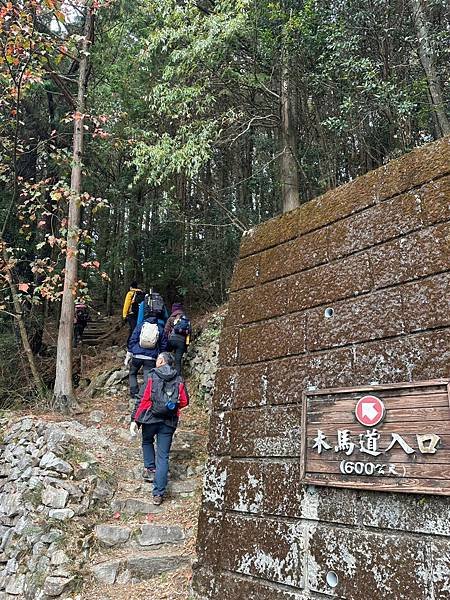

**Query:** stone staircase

left=86, top=425, right=203, bottom=593
left=81, top=317, right=121, bottom=346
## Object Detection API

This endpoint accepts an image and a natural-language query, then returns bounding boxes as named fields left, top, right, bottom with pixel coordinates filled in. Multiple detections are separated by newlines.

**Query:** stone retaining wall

left=193, top=136, right=450, bottom=599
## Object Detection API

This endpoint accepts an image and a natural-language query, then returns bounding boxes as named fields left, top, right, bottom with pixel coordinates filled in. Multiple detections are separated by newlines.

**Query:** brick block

left=306, top=289, right=405, bottom=351
left=233, top=363, right=269, bottom=409
left=260, top=228, right=329, bottom=283
left=208, top=410, right=231, bottom=456
left=301, top=486, right=359, bottom=526
left=227, top=278, right=289, bottom=326
left=224, top=460, right=265, bottom=514
left=420, top=174, right=450, bottom=226
left=407, top=328, right=450, bottom=381
left=230, top=408, right=267, bottom=457
left=431, top=540, right=450, bottom=600
left=288, top=253, right=372, bottom=313
left=191, top=565, right=217, bottom=600
left=370, top=222, right=450, bottom=289
left=265, top=349, right=354, bottom=406
left=217, top=327, right=239, bottom=366
left=211, top=367, right=238, bottom=412
left=360, top=490, right=450, bottom=536
left=239, top=312, right=306, bottom=364
left=263, top=461, right=303, bottom=518
left=402, top=272, right=450, bottom=333
left=231, top=253, right=261, bottom=292
left=220, top=514, right=304, bottom=587
left=308, top=525, right=430, bottom=598
left=240, top=210, right=301, bottom=258
left=196, top=508, right=224, bottom=568
left=202, top=457, right=229, bottom=512
left=351, top=328, right=450, bottom=384
left=230, top=406, right=301, bottom=458
left=214, top=572, right=305, bottom=600
left=328, top=187, right=423, bottom=260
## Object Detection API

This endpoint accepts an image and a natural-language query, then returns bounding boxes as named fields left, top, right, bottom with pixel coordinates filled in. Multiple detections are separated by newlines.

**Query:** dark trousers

left=168, top=335, right=186, bottom=375
left=129, top=357, right=155, bottom=396
left=73, top=323, right=86, bottom=347
left=141, top=422, right=175, bottom=497
left=126, top=315, right=137, bottom=343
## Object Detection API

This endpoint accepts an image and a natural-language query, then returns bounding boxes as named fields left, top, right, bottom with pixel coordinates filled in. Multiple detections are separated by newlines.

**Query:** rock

left=41, top=530, right=63, bottom=544
left=125, top=554, right=190, bottom=582
left=104, top=369, right=128, bottom=389
left=111, top=497, right=163, bottom=515
left=5, top=558, right=17, bottom=574
left=88, top=410, right=104, bottom=424
left=41, top=486, right=69, bottom=509
left=167, top=479, right=198, bottom=496
left=39, top=452, right=73, bottom=475
left=92, top=478, right=115, bottom=501
left=0, top=493, right=22, bottom=517
left=20, top=419, right=33, bottom=432
left=50, top=550, right=69, bottom=566
left=5, top=574, right=25, bottom=595
left=94, top=524, right=131, bottom=547
left=43, top=575, right=74, bottom=597
left=92, top=560, right=119, bottom=584
left=48, top=508, right=74, bottom=521
left=138, top=525, right=185, bottom=546
left=45, top=430, right=72, bottom=454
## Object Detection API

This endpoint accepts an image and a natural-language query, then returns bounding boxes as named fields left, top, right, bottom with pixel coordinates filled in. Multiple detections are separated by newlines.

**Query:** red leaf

left=18, top=283, right=29, bottom=292
left=113, top=512, right=121, bottom=520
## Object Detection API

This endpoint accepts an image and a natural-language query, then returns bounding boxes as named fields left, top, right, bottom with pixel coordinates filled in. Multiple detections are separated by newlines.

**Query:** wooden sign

left=300, top=379, right=450, bottom=495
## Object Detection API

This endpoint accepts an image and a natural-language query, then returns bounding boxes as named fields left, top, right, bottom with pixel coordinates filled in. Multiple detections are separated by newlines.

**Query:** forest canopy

left=0, top=0, right=449, bottom=402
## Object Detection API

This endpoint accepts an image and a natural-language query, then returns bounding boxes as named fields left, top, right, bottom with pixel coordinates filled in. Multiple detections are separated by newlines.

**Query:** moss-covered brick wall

left=193, top=136, right=450, bottom=600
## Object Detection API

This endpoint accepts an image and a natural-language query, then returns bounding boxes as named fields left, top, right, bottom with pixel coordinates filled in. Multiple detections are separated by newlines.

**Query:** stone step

left=110, top=496, right=163, bottom=515
left=94, top=523, right=185, bottom=549
left=91, top=549, right=190, bottom=585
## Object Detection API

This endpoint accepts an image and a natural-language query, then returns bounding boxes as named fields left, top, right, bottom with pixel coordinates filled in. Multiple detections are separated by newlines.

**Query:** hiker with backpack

left=164, top=301, right=192, bottom=375
left=126, top=310, right=167, bottom=398
left=73, top=301, right=89, bottom=347
left=122, top=281, right=145, bottom=343
left=130, top=351, right=189, bottom=505
left=136, top=288, right=169, bottom=329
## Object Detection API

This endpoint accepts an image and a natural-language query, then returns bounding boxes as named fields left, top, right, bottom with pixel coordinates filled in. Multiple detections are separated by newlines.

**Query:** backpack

left=150, top=377, right=180, bottom=418
left=131, top=290, right=145, bottom=316
left=173, top=315, right=191, bottom=337
left=139, top=322, right=159, bottom=349
left=144, top=292, right=165, bottom=318
left=75, top=305, right=89, bottom=325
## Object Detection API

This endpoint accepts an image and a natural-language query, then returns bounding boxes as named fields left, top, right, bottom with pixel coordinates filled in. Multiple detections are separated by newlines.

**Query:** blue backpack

left=173, top=315, right=191, bottom=337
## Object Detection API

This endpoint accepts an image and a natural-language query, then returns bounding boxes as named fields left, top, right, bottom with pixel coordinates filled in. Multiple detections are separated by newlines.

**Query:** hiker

left=136, top=288, right=169, bottom=329
left=73, top=301, right=89, bottom=347
left=129, top=352, right=189, bottom=505
left=122, top=281, right=145, bottom=343
left=126, top=310, right=167, bottom=398
left=164, top=301, right=192, bottom=375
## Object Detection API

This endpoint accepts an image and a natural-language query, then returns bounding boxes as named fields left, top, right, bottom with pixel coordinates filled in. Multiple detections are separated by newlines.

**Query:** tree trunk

left=280, top=55, right=300, bottom=213
left=1, top=250, right=46, bottom=398
left=410, top=0, right=450, bottom=137
left=53, top=6, right=93, bottom=411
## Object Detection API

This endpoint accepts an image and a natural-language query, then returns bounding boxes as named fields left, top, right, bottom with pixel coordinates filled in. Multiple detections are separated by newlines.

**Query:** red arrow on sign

left=355, top=395, right=385, bottom=427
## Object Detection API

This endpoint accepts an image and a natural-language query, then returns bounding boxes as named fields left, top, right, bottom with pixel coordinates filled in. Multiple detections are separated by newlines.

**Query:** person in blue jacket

left=126, top=316, right=167, bottom=398
left=137, top=299, right=169, bottom=329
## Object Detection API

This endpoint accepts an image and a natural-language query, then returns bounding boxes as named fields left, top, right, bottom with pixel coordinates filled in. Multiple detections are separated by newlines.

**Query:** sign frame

left=300, top=379, right=450, bottom=496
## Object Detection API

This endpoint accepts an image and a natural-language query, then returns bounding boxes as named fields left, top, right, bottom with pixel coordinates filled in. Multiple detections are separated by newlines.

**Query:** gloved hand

left=129, top=421, right=138, bottom=437
left=124, top=351, right=132, bottom=367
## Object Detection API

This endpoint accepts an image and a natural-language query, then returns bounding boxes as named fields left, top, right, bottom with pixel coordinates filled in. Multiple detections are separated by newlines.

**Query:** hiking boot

left=152, top=495, right=163, bottom=506
left=142, top=468, right=156, bottom=482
